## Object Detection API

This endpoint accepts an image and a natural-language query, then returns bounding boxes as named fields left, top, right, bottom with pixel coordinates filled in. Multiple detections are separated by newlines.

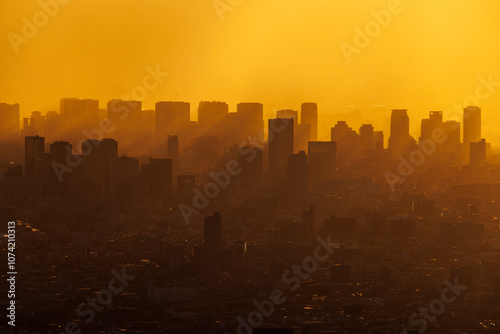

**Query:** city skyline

left=3, top=1, right=500, bottom=333
left=3, top=1, right=500, bottom=144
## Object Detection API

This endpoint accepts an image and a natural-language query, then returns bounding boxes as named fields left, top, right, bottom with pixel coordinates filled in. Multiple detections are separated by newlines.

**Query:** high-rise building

left=25, top=136, right=45, bottom=180
left=301, top=103, right=318, bottom=141
left=49, top=141, right=72, bottom=192
left=420, top=111, right=443, bottom=142
left=60, top=98, right=99, bottom=136
left=204, top=212, right=222, bottom=248
left=331, top=121, right=359, bottom=166
left=277, top=109, right=298, bottom=125
left=268, top=118, right=294, bottom=183
left=237, top=103, right=264, bottom=139
left=198, top=101, right=228, bottom=131
left=470, top=139, right=486, bottom=166
left=155, top=101, right=190, bottom=132
left=374, top=131, right=384, bottom=149
left=0, top=103, right=20, bottom=141
left=21, top=111, right=44, bottom=137
left=463, top=106, right=481, bottom=146
left=295, top=123, right=311, bottom=153
left=359, top=124, right=374, bottom=151
left=308, top=141, right=336, bottom=184
left=442, top=120, right=460, bottom=156
left=82, top=138, right=118, bottom=197
left=388, top=109, right=415, bottom=157
left=331, top=121, right=352, bottom=142
left=107, top=99, right=142, bottom=126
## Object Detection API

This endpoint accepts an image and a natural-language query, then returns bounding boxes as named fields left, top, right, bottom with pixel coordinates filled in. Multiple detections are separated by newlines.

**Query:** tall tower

left=237, top=103, right=264, bottom=139
left=0, top=103, right=20, bottom=141
left=463, top=106, right=481, bottom=146
left=60, top=98, right=99, bottom=131
left=359, top=124, right=374, bottom=151
left=277, top=109, right=298, bottom=125
left=470, top=139, right=486, bottom=166
left=268, top=118, right=294, bottom=183
left=420, top=111, right=443, bottom=142
left=388, top=109, right=414, bottom=157
left=301, top=103, right=318, bottom=141
left=198, top=101, right=228, bottom=130
left=25, top=136, right=45, bottom=180
left=308, top=141, right=336, bottom=184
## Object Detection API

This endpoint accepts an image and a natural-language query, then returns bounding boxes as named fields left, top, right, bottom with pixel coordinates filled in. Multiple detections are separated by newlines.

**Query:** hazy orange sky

left=2, top=0, right=500, bottom=142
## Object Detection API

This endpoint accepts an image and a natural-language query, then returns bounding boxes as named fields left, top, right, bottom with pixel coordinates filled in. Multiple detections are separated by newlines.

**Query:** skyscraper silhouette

left=237, top=102, right=264, bottom=140
left=0, top=103, right=20, bottom=141
left=388, top=109, right=415, bottom=157
left=464, top=106, right=481, bottom=146
left=25, top=136, right=44, bottom=180
left=470, top=139, right=486, bottom=166
left=308, top=141, right=336, bottom=184
left=301, top=103, right=318, bottom=141
left=268, top=118, right=294, bottom=183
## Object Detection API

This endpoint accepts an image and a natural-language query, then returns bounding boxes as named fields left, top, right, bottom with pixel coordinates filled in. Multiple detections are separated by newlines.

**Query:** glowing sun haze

left=2, top=0, right=500, bottom=143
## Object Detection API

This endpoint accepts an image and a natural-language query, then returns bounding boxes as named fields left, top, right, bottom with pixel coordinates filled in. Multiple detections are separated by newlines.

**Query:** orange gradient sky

left=2, top=0, right=500, bottom=143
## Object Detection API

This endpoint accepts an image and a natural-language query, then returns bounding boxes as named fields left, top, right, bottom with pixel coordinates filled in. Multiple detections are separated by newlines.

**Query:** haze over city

left=3, top=0, right=500, bottom=142
left=3, top=1, right=500, bottom=333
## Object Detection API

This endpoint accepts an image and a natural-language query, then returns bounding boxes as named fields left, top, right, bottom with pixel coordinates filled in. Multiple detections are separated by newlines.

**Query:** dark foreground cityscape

left=1, top=98, right=500, bottom=333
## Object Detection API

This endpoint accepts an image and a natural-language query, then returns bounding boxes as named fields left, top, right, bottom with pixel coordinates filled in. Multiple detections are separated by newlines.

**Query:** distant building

left=359, top=124, right=374, bottom=151
left=268, top=118, right=294, bottom=184
left=308, top=141, right=336, bottom=184
left=277, top=109, right=298, bottom=125
left=301, top=102, right=318, bottom=141
left=388, top=109, right=415, bottom=157
left=0, top=103, right=20, bottom=141
left=198, top=101, right=228, bottom=132
left=463, top=106, right=481, bottom=146
left=25, top=135, right=45, bottom=180
left=470, top=139, right=486, bottom=166
left=237, top=102, right=264, bottom=139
